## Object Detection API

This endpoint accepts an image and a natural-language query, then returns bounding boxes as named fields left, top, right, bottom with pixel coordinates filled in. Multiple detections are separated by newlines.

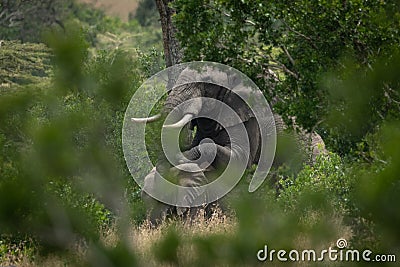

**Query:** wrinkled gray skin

left=140, top=71, right=326, bottom=225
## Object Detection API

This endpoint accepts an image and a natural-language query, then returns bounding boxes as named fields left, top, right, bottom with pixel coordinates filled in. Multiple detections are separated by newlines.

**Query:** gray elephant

left=132, top=66, right=326, bottom=224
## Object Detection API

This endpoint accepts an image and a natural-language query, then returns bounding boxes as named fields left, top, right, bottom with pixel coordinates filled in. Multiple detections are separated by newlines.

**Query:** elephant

left=131, top=66, right=326, bottom=224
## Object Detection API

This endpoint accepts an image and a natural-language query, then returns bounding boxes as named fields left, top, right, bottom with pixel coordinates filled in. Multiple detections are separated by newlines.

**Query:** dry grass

left=293, top=212, right=353, bottom=267
left=1, top=208, right=353, bottom=267
left=131, top=209, right=237, bottom=267
left=0, top=208, right=235, bottom=266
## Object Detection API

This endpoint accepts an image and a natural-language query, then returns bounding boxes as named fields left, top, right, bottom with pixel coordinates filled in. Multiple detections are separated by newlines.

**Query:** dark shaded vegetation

left=174, top=0, right=400, bottom=155
left=131, top=0, right=159, bottom=27
left=0, top=0, right=399, bottom=266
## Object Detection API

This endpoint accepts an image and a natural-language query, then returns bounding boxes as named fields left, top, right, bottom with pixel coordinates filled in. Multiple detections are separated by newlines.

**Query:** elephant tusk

left=163, top=114, right=194, bottom=128
left=131, top=113, right=161, bottom=123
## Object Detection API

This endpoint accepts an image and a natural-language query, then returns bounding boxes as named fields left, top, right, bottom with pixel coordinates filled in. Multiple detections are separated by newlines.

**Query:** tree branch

left=266, top=61, right=299, bottom=80
left=282, top=20, right=318, bottom=49
left=280, top=45, right=295, bottom=66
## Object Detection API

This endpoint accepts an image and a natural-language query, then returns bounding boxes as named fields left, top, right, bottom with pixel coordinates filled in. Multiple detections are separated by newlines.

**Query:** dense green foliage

left=0, top=0, right=72, bottom=42
left=0, top=1, right=163, bottom=264
left=132, top=0, right=160, bottom=27
left=0, top=41, right=52, bottom=88
left=0, top=0, right=400, bottom=266
left=171, top=0, right=400, bottom=263
left=174, top=0, right=400, bottom=155
left=0, top=30, right=139, bottom=245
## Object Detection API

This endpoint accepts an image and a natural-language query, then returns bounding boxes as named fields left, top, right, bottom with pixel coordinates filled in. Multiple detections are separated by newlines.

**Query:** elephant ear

left=215, top=83, right=259, bottom=128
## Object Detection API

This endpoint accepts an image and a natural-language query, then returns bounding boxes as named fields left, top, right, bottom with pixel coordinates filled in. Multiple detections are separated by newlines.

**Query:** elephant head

left=131, top=66, right=257, bottom=131
left=131, top=66, right=273, bottom=174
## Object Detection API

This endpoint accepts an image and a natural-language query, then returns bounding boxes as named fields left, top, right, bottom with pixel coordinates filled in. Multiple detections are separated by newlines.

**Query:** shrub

left=278, top=153, right=350, bottom=214
left=173, top=0, right=400, bottom=155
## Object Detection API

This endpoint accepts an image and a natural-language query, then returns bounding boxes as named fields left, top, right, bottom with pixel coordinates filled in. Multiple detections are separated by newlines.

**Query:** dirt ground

left=78, top=0, right=139, bottom=21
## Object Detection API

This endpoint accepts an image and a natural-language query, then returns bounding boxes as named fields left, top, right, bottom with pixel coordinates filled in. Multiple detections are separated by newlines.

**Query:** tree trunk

left=155, top=0, right=191, bottom=144
left=155, top=0, right=182, bottom=67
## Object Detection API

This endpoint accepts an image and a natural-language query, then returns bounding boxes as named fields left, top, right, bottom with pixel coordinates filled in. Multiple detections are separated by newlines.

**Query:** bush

left=0, top=41, right=52, bottom=89
left=0, top=21, right=163, bottom=261
left=278, top=153, right=351, bottom=215
left=131, top=0, right=159, bottom=27
left=0, top=0, right=73, bottom=42
left=173, top=0, right=400, bottom=155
